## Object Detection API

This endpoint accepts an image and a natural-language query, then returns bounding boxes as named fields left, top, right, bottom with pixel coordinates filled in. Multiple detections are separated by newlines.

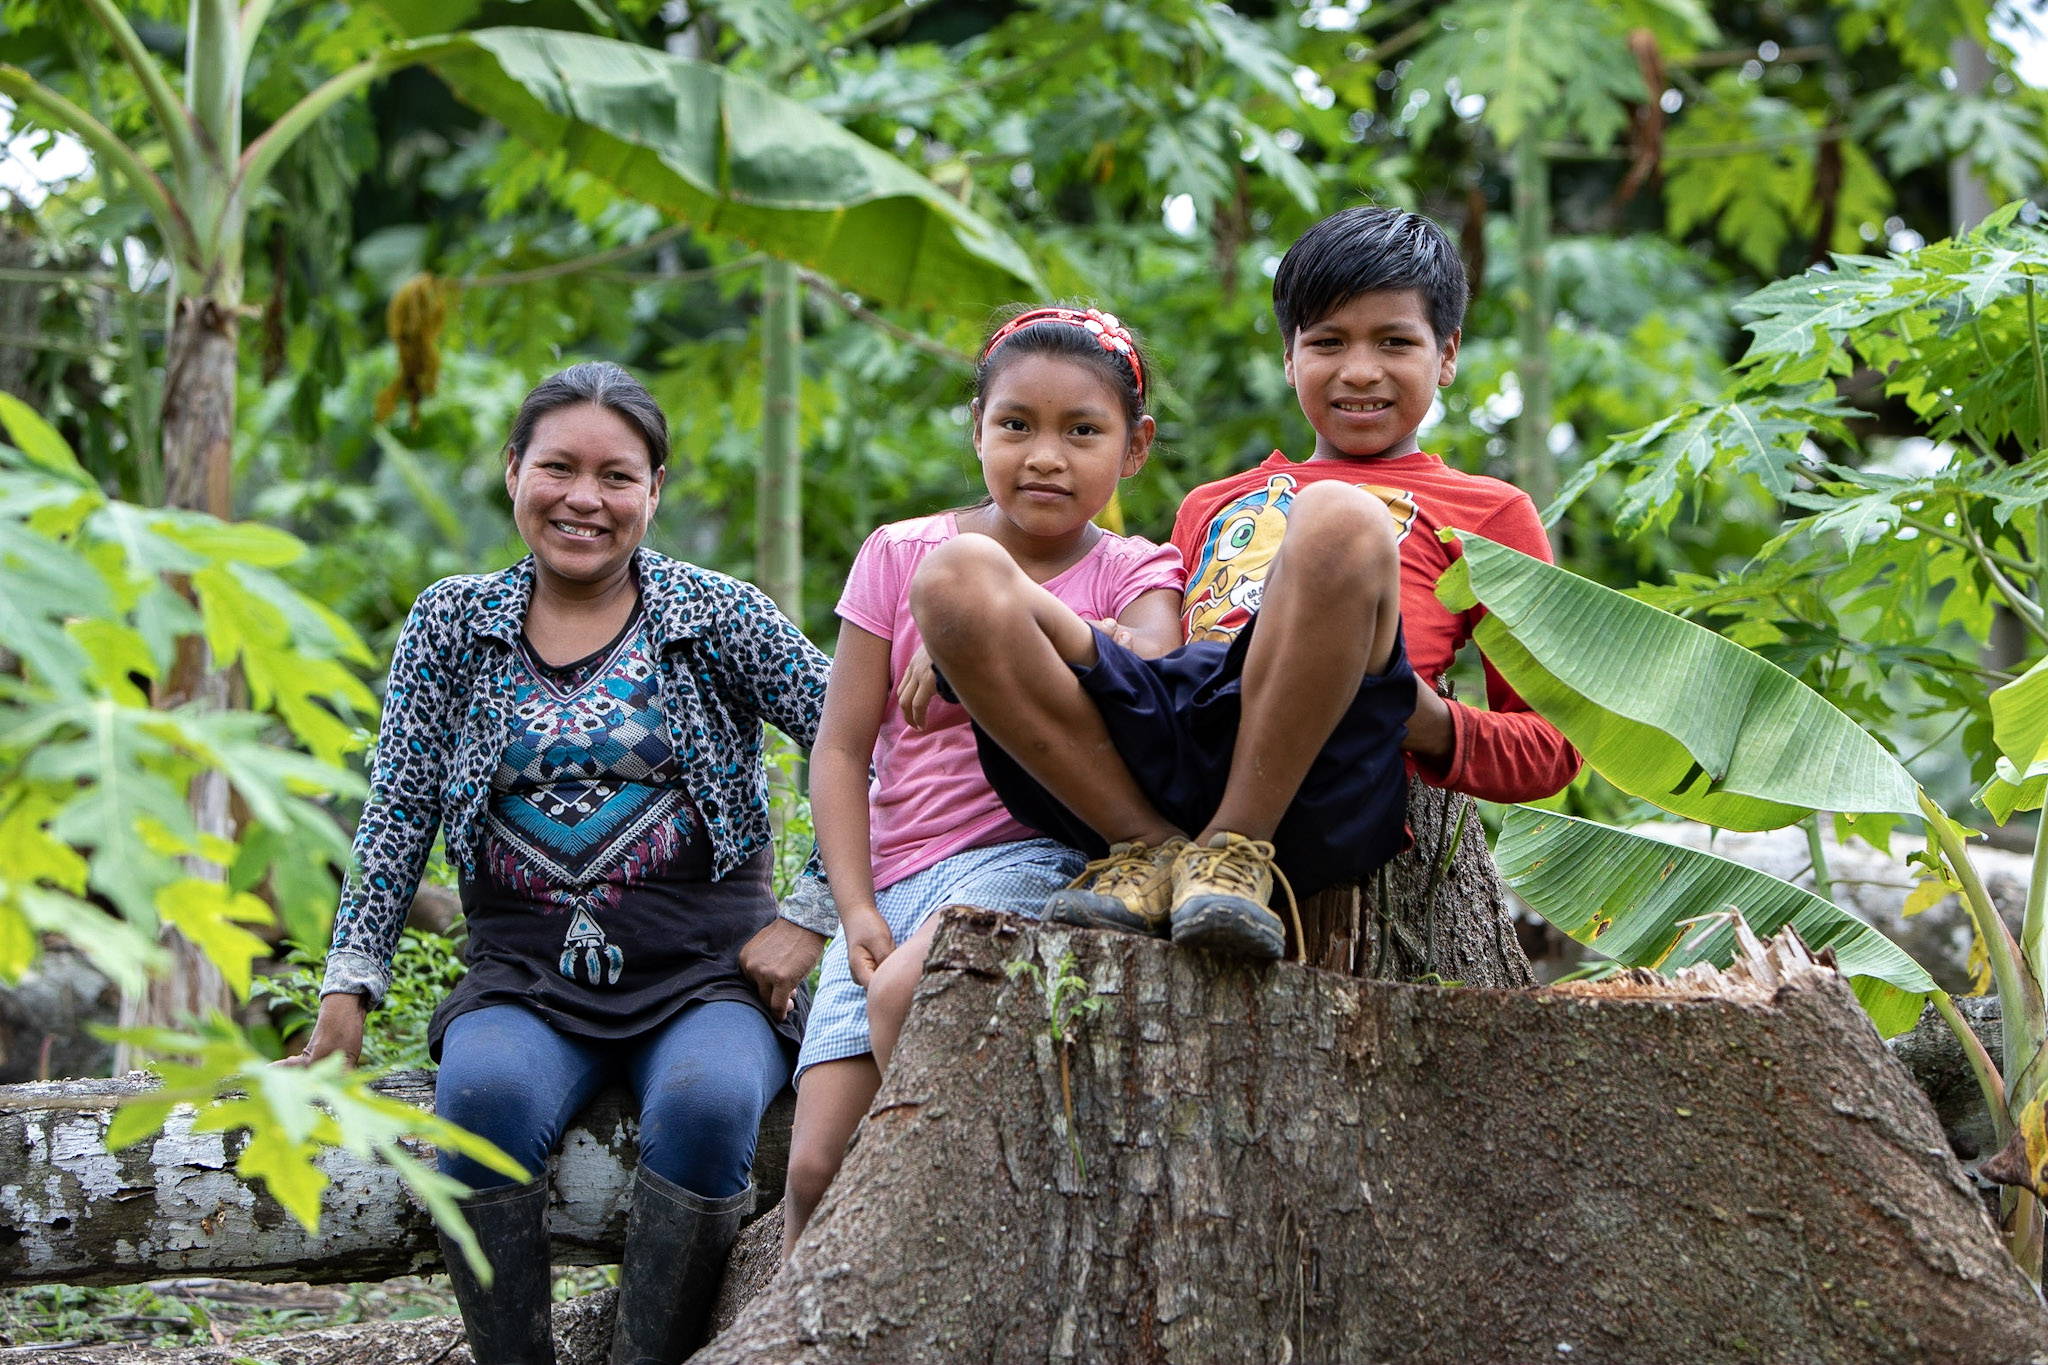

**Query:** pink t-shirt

left=837, top=512, right=1185, bottom=891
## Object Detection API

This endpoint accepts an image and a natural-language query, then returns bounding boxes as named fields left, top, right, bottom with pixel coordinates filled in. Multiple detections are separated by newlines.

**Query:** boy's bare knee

left=1284, top=483, right=1399, bottom=579
left=911, top=533, right=1020, bottom=637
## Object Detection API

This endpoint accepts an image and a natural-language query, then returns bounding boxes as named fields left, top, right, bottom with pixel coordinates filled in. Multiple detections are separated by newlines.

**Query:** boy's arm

left=1408, top=499, right=1582, bottom=803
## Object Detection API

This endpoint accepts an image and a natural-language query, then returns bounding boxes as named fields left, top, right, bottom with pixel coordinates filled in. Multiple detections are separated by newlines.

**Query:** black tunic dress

left=427, top=608, right=804, bottom=1058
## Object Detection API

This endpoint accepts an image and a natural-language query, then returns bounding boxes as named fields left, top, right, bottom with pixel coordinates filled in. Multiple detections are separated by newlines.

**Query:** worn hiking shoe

left=1046, top=838, right=1187, bottom=935
left=1168, top=833, right=1296, bottom=961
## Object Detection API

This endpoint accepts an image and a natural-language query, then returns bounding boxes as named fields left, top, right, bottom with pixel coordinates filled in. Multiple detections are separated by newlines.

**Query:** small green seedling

left=1007, top=951, right=1110, bottom=1180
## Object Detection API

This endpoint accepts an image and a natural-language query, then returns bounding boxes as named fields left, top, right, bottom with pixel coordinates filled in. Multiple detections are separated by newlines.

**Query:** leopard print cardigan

left=321, top=548, right=834, bottom=1004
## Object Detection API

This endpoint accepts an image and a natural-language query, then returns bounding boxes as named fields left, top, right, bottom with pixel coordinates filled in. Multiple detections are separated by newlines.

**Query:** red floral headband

left=979, top=306, right=1145, bottom=401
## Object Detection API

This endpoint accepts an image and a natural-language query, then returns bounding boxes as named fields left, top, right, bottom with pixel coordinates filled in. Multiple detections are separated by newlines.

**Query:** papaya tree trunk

left=757, top=258, right=802, bottom=617
left=158, top=292, right=237, bottom=518
left=117, top=291, right=242, bottom=1062
left=1512, top=135, right=1555, bottom=509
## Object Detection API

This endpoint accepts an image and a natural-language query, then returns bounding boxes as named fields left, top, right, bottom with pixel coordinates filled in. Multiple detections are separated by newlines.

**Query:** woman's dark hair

left=973, top=305, right=1151, bottom=429
left=505, top=361, right=671, bottom=471
left=1271, top=206, right=1469, bottom=347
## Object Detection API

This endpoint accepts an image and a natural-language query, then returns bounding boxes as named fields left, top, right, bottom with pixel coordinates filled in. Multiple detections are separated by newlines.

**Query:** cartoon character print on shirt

left=1181, top=473, right=1420, bottom=643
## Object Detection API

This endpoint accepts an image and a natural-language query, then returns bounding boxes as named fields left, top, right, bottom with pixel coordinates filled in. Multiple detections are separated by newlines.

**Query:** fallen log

left=0, top=1072, right=792, bottom=1288
left=699, top=909, right=2048, bottom=1365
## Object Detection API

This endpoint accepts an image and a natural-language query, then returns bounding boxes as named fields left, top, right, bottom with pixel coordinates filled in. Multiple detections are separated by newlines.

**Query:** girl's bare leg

left=911, top=533, right=1181, bottom=847
left=865, top=913, right=942, bottom=1070
left=782, top=1056, right=879, bottom=1258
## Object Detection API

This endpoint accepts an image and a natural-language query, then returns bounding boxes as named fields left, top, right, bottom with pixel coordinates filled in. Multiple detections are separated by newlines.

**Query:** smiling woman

left=286, top=362, right=835, bottom=1365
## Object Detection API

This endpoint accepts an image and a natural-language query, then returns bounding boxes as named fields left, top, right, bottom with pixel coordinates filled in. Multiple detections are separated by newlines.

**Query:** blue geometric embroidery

left=478, top=617, right=694, bottom=981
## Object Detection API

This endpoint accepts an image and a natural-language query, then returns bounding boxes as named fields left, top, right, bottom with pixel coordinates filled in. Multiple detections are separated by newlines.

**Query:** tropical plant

left=0, top=395, right=527, bottom=1273
left=1459, top=204, right=2048, bottom=1278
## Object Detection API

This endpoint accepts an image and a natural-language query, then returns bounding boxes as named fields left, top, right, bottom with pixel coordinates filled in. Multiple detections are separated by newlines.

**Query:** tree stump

left=697, top=910, right=2046, bottom=1365
left=1298, top=783, right=1534, bottom=986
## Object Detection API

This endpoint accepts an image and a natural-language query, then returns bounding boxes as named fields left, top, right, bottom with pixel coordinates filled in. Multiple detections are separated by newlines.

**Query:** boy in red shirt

left=914, top=206, right=1580, bottom=958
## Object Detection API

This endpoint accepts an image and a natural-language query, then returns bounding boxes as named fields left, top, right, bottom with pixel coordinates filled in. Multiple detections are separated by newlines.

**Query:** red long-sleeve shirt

left=1170, top=449, right=1582, bottom=804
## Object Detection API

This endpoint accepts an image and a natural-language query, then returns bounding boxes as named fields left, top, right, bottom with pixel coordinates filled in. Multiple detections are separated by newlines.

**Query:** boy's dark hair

left=974, top=305, right=1150, bottom=429
left=505, top=360, right=671, bottom=471
left=1271, top=206, right=1469, bottom=346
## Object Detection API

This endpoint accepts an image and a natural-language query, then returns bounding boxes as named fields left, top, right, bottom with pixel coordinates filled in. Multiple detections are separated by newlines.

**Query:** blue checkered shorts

left=794, top=837, right=1084, bottom=1085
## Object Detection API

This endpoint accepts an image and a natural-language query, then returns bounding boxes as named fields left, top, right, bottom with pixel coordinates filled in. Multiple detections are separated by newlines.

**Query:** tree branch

left=188, top=0, right=243, bottom=165
left=0, top=66, right=199, bottom=266
left=77, top=0, right=203, bottom=190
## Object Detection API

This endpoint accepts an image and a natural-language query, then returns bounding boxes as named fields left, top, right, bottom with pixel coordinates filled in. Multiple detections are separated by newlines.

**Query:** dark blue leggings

left=434, top=1000, right=788, bottom=1198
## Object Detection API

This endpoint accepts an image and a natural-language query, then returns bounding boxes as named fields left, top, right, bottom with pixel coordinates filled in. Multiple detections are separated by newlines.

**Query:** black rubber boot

left=440, top=1177, right=557, bottom=1365
left=609, top=1165, right=752, bottom=1365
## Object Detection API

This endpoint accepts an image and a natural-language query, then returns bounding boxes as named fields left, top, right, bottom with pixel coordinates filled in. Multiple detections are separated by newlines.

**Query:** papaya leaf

left=0, top=391, right=93, bottom=486
left=1401, top=0, right=1641, bottom=150
left=155, top=879, right=274, bottom=1000
left=1439, top=534, right=1921, bottom=828
left=9, top=887, right=161, bottom=996
left=1978, top=755, right=2048, bottom=826
left=1498, top=807, right=1934, bottom=1036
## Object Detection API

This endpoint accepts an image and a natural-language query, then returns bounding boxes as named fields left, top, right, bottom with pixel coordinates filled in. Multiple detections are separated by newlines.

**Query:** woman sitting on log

left=285, top=361, right=831, bottom=1365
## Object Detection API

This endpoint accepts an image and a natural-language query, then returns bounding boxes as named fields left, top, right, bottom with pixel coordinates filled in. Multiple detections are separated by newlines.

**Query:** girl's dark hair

left=505, top=361, right=671, bottom=470
left=1271, top=206, right=1469, bottom=346
left=973, top=305, right=1150, bottom=428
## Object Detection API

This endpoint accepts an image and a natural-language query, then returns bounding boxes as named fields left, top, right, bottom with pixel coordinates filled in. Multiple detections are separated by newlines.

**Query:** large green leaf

left=1498, top=807, right=1934, bottom=1037
left=1438, top=534, right=1921, bottom=829
left=407, top=29, right=1044, bottom=308
left=1993, top=654, right=2048, bottom=773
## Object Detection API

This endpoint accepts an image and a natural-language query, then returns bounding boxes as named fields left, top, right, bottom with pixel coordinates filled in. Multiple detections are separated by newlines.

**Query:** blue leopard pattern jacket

left=322, top=548, right=835, bottom=1004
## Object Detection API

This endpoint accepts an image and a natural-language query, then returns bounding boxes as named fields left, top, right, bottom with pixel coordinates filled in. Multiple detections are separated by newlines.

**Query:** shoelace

left=1179, top=838, right=1305, bottom=962
left=1065, top=841, right=1176, bottom=901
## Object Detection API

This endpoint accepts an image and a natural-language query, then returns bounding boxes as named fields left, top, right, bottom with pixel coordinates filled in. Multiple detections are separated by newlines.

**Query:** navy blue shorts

left=956, top=615, right=1414, bottom=899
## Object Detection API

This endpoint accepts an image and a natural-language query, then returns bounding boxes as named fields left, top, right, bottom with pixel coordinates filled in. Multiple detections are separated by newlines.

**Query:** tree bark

left=121, top=290, right=242, bottom=1062
left=694, top=911, right=2046, bottom=1365
left=1300, top=784, right=1534, bottom=987
left=0, top=1071, right=792, bottom=1288
left=159, top=293, right=236, bottom=519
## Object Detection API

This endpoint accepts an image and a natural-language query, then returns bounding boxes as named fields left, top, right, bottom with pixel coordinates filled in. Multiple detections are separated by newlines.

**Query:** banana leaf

left=1437, top=533, right=1920, bottom=829
left=1498, top=807, right=1934, bottom=1037
left=407, top=29, right=1043, bottom=308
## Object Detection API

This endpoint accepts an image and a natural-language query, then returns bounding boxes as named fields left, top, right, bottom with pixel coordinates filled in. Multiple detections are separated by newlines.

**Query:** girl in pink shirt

left=784, top=307, right=1185, bottom=1253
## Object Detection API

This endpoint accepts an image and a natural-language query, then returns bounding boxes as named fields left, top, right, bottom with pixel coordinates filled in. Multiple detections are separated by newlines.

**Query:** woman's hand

left=895, top=644, right=940, bottom=730
left=740, top=918, right=828, bottom=1020
left=275, top=992, right=368, bottom=1069
left=843, top=904, right=896, bottom=988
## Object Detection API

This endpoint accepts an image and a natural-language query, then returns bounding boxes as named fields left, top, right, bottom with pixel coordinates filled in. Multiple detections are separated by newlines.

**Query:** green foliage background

left=4, top=0, right=2048, bottom=1248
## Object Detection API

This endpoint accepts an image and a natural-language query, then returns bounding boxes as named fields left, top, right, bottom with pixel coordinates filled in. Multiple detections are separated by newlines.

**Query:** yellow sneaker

left=1168, top=833, right=1298, bottom=961
left=1046, top=837, right=1186, bottom=936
